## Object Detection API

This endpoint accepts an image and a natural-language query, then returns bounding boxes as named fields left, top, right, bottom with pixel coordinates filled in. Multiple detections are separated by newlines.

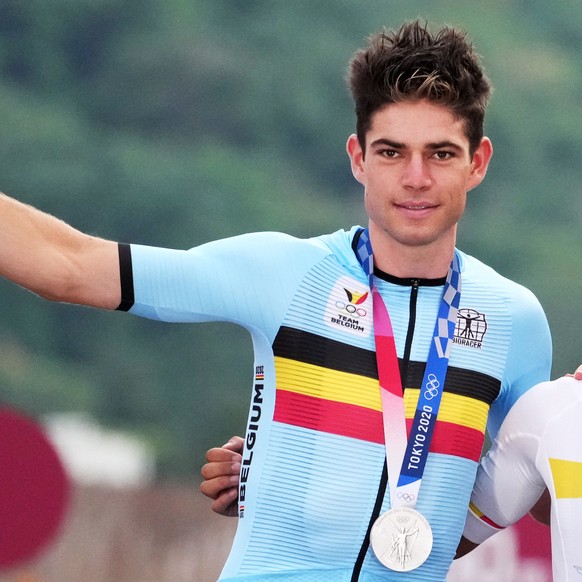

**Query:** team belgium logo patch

left=325, top=276, right=372, bottom=337
left=453, top=308, right=487, bottom=349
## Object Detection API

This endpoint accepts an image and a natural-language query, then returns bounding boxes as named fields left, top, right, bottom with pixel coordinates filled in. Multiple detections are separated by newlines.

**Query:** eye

left=380, top=149, right=399, bottom=158
left=434, top=151, right=454, bottom=160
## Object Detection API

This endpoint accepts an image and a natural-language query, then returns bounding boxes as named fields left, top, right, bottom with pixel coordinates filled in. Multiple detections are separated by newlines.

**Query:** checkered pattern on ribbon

left=435, top=253, right=461, bottom=359
left=356, top=228, right=374, bottom=287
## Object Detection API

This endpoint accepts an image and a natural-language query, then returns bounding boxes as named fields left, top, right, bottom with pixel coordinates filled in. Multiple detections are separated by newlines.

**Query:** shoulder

left=517, top=375, right=582, bottom=414
left=312, top=226, right=362, bottom=262
left=194, top=228, right=355, bottom=257
left=457, top=251, right=547, bottom=320
left=504, top=375, right=582, bottom=432
left=129, top=228, right=360, bottom=281
left=458, top=252, right=539, bottom=300
left=232, top=227, right=362, bottom=269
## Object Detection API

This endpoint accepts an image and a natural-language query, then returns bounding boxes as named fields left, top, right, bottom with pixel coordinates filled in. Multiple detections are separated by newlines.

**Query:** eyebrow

left=369, top=138, right=465, bottom=151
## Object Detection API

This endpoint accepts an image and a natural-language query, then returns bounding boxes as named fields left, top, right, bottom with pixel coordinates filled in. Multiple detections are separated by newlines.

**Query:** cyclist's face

left=347, top=100, right=491, bottom=256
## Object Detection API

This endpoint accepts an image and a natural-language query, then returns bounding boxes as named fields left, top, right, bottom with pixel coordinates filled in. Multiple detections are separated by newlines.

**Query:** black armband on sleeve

left=116, top=243, right=135, bottom=312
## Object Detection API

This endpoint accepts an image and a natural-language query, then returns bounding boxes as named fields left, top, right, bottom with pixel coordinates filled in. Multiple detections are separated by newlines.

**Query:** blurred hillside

left=0, top=0, right=580, bottom=478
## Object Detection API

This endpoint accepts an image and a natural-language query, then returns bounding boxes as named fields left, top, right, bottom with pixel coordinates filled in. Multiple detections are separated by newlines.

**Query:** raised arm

left=0, top=193, right=121, bottom=309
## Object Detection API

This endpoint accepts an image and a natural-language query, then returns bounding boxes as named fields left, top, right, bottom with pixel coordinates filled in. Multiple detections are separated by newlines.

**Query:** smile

left=398, top=203, right=435, bottom=210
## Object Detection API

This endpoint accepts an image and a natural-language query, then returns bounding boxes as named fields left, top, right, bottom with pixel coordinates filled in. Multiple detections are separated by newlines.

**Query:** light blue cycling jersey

left=118, top=227, right=552, bottom=581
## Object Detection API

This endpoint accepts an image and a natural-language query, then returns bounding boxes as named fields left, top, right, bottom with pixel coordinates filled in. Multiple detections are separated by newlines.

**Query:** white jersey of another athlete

left=464, top=371, right=582, bottom=581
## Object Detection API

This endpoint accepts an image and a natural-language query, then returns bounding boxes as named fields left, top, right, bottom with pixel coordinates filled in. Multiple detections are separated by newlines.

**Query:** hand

left=566, top=364, right=582, bottom=380
left=200, top=436, right=244, bottom=517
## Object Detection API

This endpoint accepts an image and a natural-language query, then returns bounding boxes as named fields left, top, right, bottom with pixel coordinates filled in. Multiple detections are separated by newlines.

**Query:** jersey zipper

left=350, top=279, right=420, bottom=580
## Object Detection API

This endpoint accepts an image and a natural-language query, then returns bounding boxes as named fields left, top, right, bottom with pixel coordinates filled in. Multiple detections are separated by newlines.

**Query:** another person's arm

left=0, top=193, right=120, bottom=308
left=200, top=436, right=244, bottom=517
left=458, top=389, right=546, bottom=557
left=459, top=367, right=582, bottom=556
left=526, top=365, right=581, bottom=526
left=456, top=487, right=549, bottom=558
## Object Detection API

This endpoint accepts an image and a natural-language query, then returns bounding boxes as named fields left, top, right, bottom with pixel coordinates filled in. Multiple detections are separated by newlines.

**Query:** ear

left=346, top=134, right=366, bottom=186
left=467, top=137, right=493, bottom=191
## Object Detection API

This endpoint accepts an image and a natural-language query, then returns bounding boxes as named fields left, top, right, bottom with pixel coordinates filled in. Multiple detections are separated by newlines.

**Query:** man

left=0, top=20, right=551, bottom=580
left=457, top=366, right=582, bottom=580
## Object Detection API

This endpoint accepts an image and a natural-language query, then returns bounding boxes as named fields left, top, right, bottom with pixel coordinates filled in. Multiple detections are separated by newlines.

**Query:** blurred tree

left=0, top=0, right=580, bottom=477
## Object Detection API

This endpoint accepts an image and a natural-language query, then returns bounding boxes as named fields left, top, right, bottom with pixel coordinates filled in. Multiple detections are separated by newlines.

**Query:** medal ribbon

left=355, top=228, right=461, bottom=509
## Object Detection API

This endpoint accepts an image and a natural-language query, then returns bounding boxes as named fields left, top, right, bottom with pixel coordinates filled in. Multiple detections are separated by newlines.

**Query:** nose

left=401, top=156, right=432, bottom=190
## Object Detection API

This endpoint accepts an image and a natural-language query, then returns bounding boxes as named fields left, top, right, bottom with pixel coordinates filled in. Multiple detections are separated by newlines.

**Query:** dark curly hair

left=348, top=20, right=492, bottom=155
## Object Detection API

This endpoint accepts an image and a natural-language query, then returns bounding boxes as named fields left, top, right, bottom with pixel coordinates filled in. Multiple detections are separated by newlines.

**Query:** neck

left=367, top=227, right=455, bottom=279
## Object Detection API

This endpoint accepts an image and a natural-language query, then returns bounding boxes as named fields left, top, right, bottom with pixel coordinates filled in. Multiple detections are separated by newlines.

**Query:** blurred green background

left=0, top=0, right=580, bottom=479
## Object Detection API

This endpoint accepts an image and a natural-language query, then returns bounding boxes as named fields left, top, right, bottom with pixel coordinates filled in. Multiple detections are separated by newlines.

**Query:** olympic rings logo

left=396, top=491, right=416, bottom=503
left=423, top=374, right=440, bottom=400
left=335, top=301, right=367, bottom=318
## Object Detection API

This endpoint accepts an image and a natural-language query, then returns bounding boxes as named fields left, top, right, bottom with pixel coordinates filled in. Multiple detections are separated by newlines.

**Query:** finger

left=199, top=474, right=239, bottom=500
left=222, top=436, right=244, bottom=454
left=211, top=487, right=239, bottom=517
left=201, top=459, right=241, bottom=480
left=205, top=446, right=242, bottom=464
left=566, top=364, right=582, bottom=380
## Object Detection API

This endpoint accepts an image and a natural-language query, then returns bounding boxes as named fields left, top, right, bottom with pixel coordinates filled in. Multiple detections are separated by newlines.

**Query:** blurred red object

left=0, top=407, right=70, bottom=570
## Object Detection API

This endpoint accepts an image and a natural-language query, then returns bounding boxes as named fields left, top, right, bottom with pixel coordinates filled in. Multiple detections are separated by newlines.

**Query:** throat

left=373, top=248, right=451, bottom=279
left=365, top=228, right=455, bottom=279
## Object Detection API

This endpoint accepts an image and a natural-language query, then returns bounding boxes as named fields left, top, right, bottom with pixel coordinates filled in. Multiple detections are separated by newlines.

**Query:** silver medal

left=370, top=507, right=433, bottom=572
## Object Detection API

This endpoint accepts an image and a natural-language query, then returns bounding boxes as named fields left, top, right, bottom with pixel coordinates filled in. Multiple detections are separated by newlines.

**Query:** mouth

left=396, top=202, right=437, bottom=210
